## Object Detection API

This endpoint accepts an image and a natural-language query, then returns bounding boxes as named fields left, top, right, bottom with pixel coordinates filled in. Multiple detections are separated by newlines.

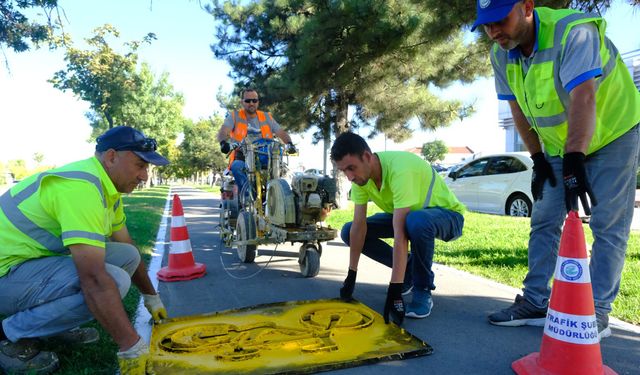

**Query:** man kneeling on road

left=0, top=126, right=169, bottom=374
left=331, top=132, right=465, bottom=325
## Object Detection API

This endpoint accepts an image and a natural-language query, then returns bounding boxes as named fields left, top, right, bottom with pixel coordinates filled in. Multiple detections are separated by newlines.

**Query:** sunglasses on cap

left=243, top=99, right=259, bottom=103
left=114, top=138, right=158, bottom=152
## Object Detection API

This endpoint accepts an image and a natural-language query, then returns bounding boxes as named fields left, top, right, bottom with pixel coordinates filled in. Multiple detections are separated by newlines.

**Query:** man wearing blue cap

left=0, top=126, right=170, bottom=374
left=472, top=0, right=640, bottom=340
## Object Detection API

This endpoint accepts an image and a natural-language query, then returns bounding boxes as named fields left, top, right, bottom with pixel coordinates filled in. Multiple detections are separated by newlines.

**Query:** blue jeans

left=340, top=208, right=464, bottom=290
left=230, top=159, right=250, bottom=200
left=524, top=124, right=640, bottom=314
left=0, top=242, right=140, bottom=341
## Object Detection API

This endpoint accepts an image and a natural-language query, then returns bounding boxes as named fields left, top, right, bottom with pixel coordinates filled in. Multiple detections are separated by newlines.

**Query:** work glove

left=562, top=152, right=597, bottom=215
left=339, top=269, right=357, bottom=301
left=117, top=336, right=149, bottom=375
left=286, top=142, right=297, bottom=155
left=530, top=152, right=557, bottom=201
left=219, top=140, right=231, bottom=154
left=383, top=283, right=405, bottom=326
left=142, top=293, right=168, bottom=323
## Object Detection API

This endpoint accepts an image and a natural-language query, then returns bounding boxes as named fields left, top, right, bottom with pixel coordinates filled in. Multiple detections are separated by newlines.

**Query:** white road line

left=133, top=187, right=171, bottom=343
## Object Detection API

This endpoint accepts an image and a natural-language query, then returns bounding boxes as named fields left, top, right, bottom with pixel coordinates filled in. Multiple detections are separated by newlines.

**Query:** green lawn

left=326, top=204, right=640, bottom=325
left=47, top=185, right=170, bottom=375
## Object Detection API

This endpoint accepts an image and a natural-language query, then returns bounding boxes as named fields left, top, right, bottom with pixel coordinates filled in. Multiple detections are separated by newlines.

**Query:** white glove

left=117, top=336, right=149, bottom=375
left=142, top=293, right=167, bottom=323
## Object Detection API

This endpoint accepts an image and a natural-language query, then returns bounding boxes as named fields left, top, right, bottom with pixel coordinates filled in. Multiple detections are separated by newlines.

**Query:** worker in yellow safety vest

left=0, top=126, right=170, bottom=375
left=331, top=132, right=466, bottom=326
left=472, top=0, right=640, bottom=340
left=217, top=88, right=297, bottom=202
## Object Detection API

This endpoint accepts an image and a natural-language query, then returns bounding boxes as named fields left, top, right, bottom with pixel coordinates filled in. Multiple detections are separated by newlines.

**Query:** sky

left=1, top=0, right=639, bottom=171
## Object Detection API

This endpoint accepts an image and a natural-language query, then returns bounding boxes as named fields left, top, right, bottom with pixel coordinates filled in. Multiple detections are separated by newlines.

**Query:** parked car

left=444, top=152, right=534, bottom=217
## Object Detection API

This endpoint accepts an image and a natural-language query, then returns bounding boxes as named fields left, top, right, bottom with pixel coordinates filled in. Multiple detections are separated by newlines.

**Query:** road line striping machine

left=219, top=136, right=337, bottom=277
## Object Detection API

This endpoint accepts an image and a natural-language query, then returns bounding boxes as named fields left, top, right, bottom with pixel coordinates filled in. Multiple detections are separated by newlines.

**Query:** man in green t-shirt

left=331, top=132, right=465, bottom=325
left=0, top=126, right=169, bottom=375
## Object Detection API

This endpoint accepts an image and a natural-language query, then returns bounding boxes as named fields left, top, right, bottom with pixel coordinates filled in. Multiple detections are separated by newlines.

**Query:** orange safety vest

left=228, top=109, right=275, bottom=166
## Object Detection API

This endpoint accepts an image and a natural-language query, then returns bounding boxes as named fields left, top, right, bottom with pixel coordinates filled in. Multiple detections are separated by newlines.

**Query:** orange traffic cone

left=157, top=194, right=206, bottom=282
left=512, top=211, right=616, bottom=375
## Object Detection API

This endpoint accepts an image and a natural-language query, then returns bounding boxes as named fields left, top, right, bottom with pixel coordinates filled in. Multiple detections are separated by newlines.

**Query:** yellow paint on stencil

left=148, top=299, right=431, bottom=375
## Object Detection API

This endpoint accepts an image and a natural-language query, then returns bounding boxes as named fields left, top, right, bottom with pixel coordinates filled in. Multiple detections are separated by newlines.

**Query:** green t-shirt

left=350, top=151, right=465, bottom=214
left=0, top=157, right=125, bottom=277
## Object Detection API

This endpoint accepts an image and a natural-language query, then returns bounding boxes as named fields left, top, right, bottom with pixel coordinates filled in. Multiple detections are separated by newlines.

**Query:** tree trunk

left=332, top=92, right=351, bottom=209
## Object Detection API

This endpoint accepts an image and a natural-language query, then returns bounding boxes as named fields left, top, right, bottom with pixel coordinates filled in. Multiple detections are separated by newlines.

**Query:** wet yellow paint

left=148, top=299, right=432, bottom=375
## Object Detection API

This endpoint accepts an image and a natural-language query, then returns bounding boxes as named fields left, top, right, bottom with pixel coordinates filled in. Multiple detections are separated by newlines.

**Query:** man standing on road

left=0, top=126, right=169, bottom=374
left=331, top=132, right=465, bottom=325
left=472, top=0, right=640, bottom=339
left=217, top=88, right=297, bottom=201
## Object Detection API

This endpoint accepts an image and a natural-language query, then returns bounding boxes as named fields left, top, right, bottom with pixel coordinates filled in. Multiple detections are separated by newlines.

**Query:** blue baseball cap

left=471, top=0, right=521, bottom=31
left=96, top=126, right=169, bottom=166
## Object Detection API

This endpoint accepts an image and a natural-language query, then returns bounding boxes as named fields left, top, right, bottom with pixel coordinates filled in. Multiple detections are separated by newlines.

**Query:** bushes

left=637, top=167, right=640, bottom=189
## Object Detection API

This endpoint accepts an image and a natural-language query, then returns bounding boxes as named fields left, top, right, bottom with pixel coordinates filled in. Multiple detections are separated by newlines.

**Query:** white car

left=444, top=153, right=534, bottom=217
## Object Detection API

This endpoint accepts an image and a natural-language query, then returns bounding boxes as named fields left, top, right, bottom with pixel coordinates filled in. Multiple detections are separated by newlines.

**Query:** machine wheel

left=299, top=244, right=320, bottom=278
left=236, top=211, right=257, bottom=263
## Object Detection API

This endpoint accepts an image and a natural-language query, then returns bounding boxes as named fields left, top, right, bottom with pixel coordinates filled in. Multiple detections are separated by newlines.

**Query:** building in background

left=405, top=146, right=475, bottom=166
left=500, top=49, right=640, bottom=152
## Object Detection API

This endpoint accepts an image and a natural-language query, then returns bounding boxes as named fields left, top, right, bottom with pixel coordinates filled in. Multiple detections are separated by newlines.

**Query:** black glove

left=563, top=152, right=597, bottom=215
left=531, top=152, right=557, bottom=201
left=286, top=142, right=297, bottom=155
left=339, top=269, right=357, bottom=301
left=383, top=283, right=405, bottom=326
left=219, top=140, right=231, bottom=154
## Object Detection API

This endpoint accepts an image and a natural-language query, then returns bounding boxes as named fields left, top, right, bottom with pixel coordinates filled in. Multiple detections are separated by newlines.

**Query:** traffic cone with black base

left=512, top=211, right=616, bottom=375
left=157, top=194, right=206, bottom=282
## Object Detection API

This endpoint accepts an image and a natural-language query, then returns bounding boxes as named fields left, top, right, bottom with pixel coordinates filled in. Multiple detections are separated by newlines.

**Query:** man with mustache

left=217, top=88, right=297, bottom=202
left=331, top=132, right=465, bottom=325
left=0, top=126, right=169, bottom=374
left=472, top=0, right=640, bottom=339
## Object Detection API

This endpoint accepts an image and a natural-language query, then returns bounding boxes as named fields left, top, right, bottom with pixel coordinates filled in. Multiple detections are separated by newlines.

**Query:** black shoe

left=0, top=339, right=59, bottom=375
left=46, top=327, right=99, bottom=345
left=596, top=312, right=612, bottom=340
left=488, top=294, right=547, bottom=326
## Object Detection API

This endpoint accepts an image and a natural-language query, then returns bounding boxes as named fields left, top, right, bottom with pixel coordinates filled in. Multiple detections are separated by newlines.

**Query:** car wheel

left=506, top=193, right=532, bottom=217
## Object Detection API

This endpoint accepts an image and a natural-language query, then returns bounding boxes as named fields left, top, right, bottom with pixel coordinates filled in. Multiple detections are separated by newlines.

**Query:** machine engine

left=291, top=173, right=337, bottom=226
left=265, top=173, right=336, bottom=227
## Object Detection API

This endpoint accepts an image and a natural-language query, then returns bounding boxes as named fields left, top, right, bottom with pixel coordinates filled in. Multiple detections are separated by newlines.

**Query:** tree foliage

left=118, top=63, right=186, bottom=157
left=208, top=0, right=636, bottom=145
left=49, top=24, right=156, bottom=128
left=170, top=117, right=227, bottom=179
left=0, top=0, right=58, bottom=53
left=421, top=140, right=448, bottom=163
left=48, top=26, right=186, bottom=161
left=210, top=0, right=488, bottom=144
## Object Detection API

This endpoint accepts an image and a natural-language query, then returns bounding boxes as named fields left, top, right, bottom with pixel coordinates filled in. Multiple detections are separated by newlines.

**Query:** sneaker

left=488, top=294, right=547, bottom=326
left=596, top=312, right=612, bottom=340
left=405, top=289, right=433, bottom=318
left=46, top=327, right=99, bottom=345
left=0, top=339, right=59, bottom=375
left=401, top=285, right=413, bottom=296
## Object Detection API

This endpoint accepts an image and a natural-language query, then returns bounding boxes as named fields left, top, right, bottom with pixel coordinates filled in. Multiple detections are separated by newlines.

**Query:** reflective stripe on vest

left=422, top=166, right=438, bottom=208
left=228, top=109, right=275, bottom=167
left=499, top=7, right=640, bottom=156
left=229, top=109, right=274, bottom=141
left=0, top=171, right=106, bottom=253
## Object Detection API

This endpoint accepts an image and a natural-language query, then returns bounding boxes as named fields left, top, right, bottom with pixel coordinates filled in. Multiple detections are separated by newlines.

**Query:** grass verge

left=326, top=204, right=640, bottom=325
left=47, top=185, right=169, bottom=375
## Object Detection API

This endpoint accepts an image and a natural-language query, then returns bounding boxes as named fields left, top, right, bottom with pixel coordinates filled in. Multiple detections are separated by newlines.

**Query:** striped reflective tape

left=170, top=239, right=192, bottom=254
left=171, top=215, right=186, bottom=227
